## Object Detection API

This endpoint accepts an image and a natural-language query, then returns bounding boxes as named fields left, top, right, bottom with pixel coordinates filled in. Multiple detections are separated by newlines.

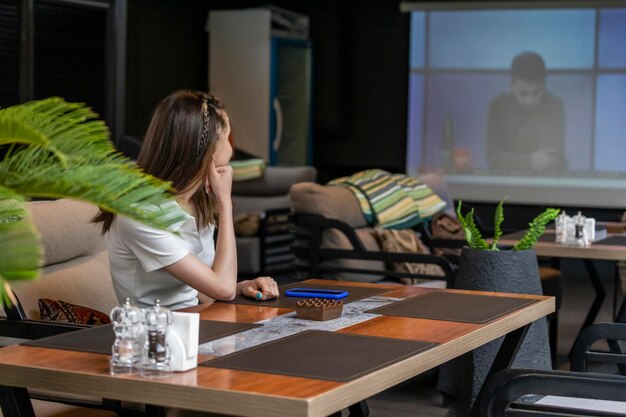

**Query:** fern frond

left=456, top=201, right=488, bottom=249
left=456, top=200, right=471, bottom=245
left=491, top=199, right=505, bottom=249
left=513, top=208, right=560, bottom=250
left=465, top=208, right=489, bottom=249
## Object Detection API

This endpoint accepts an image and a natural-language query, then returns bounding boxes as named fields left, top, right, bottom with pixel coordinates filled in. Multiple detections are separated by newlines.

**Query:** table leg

left=466, top=324, right=530, bottom=417
left=0, top=387, right=35, bottom=417
left=581, top=259, right=606, bottom=331
left=348, top=400, right=369, bottom=417
left=145, top=404, right=166, bottom=417
left=617, top=298, right=626, bottom=323
left=328, top=400, right=369, bottom=417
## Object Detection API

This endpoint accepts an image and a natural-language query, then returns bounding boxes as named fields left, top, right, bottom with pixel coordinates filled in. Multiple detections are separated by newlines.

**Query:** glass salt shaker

left=110, top=297, right=144, bottom=375
left=140, top=299, right=173, bottom=377
left=555, top=211, right=567, bottom=244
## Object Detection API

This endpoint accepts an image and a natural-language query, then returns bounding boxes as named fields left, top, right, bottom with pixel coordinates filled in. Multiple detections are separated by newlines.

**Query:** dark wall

left=125, top=0, right=409, bottom=183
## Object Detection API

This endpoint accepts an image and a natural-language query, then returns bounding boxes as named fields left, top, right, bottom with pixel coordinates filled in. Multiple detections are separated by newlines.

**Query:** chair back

left=289, top=180, right=455, bottom=285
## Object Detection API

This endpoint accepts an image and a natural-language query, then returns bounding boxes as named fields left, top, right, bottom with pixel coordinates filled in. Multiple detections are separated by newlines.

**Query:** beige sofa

left=1, top=199, right=118, bottom=320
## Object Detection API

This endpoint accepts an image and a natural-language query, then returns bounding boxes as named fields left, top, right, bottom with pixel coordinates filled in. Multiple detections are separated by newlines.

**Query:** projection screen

left=402, top=1, right=626, bottom=208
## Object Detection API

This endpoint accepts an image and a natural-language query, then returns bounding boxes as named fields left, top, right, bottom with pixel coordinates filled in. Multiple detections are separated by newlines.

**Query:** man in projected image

left=487, top=51, right=567, bottom=172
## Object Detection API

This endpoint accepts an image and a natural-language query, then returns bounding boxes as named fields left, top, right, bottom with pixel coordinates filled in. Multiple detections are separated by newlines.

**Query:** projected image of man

left=487, top=52, right=567, bottom=172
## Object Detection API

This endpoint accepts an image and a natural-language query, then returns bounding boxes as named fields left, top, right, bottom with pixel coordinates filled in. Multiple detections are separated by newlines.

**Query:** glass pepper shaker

left=140, top=299, right=173, bottom=377
left=110, top=297, right=144, bottom=375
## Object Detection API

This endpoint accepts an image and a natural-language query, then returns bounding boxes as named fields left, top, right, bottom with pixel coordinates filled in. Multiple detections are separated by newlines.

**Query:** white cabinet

left=208, top=8, right=312, bottom=165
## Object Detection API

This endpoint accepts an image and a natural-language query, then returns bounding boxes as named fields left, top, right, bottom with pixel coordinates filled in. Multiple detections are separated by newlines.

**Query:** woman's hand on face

left=239, top=277, right=280, bottom=301
left=207, top=160, right=233, bottom=207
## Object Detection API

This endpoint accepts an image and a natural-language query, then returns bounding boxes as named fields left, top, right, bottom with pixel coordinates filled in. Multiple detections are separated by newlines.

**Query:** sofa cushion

left=290, top=182, right=368, bottom=228
left=0, top=199, right=118, bottom=319
left=7, top=250, right=117, bottom=319
left=232, top=166, right=317, bottom=196
left=27, top=199, right=105, bottom=266
left=234, top=212, right=261, bottom=237
left=39, top=298, right=111, bottom=325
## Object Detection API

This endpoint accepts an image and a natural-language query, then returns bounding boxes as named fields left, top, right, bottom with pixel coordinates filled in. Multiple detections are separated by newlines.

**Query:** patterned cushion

left=373, top=228, right=444, bottom=285
left=430, top=212, right=464, bottom=257
left=39, top=298, right=110, bottom=325
left=234, top=212, right=261, bottom=237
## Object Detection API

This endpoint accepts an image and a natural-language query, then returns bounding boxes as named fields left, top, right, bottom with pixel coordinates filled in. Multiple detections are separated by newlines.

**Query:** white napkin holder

left=167, top=311, right=199, bottom=372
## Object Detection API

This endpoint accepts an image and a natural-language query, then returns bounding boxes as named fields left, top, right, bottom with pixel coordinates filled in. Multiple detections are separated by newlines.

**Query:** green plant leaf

left=466, top=208, right=489, bottom=250
left=491, top=199, right=505, bottom=249
left=0, top=186, right=26, bottom=224
left=0, top=98, right=191, bottom=307
left=456, top=201, right=488, bottom=250
left=513, top=208, right=560, bottom=250
left=0, top=216, right=43, bottom=306
left=0, top=99, right=187, bottom=232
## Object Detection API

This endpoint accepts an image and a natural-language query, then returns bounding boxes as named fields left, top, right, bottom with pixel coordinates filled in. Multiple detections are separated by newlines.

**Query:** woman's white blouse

left=108, top=202, right=215, bottom=310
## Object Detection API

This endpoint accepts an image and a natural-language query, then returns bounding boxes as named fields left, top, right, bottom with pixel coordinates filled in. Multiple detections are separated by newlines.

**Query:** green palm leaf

left=0, top=185, right=26, bottom=224
left=0, top=98, right=187, bottom=307
left=0, top=217, right=42, bottom=307
left=0, top=98, right=186, bottom=231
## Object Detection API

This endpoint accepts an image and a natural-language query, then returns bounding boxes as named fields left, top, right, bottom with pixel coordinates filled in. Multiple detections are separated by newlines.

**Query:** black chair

left=292, top=213, right=456, bottom=287
left=480, top=322, right=626, bottom=417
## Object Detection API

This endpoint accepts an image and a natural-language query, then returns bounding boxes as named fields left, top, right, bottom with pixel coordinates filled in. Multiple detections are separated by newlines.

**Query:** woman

left=95, top=90, right=279, bottom=309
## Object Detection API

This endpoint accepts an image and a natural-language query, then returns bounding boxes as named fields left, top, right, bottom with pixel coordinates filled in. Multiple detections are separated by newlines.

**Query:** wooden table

left=500, top=231, right=626, bottom=329
left=0, top=280, right=553, bottom=417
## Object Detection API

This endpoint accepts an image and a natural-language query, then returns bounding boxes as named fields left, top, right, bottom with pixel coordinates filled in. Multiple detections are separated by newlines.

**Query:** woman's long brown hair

left=94, top=90, right=227, bottom=233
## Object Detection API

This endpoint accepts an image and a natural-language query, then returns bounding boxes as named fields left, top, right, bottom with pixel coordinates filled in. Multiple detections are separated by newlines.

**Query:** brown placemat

left=201, top=330, right=436, bottom=382
left=594, top=235, right=626, bottom=246
left=23, top=320, right=262, bottom=355
left=366, top=291, right=537, bottom=324
left=225, top=282, right=391, bottom=308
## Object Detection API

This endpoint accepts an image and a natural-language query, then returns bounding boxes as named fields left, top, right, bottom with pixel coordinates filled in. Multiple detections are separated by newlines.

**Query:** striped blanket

left=328, top=169, right=446, bottom=229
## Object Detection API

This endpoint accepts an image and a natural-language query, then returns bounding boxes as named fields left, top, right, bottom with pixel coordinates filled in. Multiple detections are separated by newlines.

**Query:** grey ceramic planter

left=438, top=247, right=551, bottom=410
left=455, top=247, right=543, bottom=294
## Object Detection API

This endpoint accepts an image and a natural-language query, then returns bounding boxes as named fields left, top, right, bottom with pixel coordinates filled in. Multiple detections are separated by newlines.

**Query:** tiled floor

left=351, top=258, right=622, bottom=417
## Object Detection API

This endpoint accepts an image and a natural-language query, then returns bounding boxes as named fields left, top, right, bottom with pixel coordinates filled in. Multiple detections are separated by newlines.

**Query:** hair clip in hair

left=197, top=98, right=210, bottom=159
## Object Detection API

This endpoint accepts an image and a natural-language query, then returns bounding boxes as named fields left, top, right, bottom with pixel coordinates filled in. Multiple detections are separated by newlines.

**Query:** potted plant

left=438, top=200, right=559, bottom=410
left=455, top=200, right=560, bottom=291
left=0, top=97, right=185, bottom=307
